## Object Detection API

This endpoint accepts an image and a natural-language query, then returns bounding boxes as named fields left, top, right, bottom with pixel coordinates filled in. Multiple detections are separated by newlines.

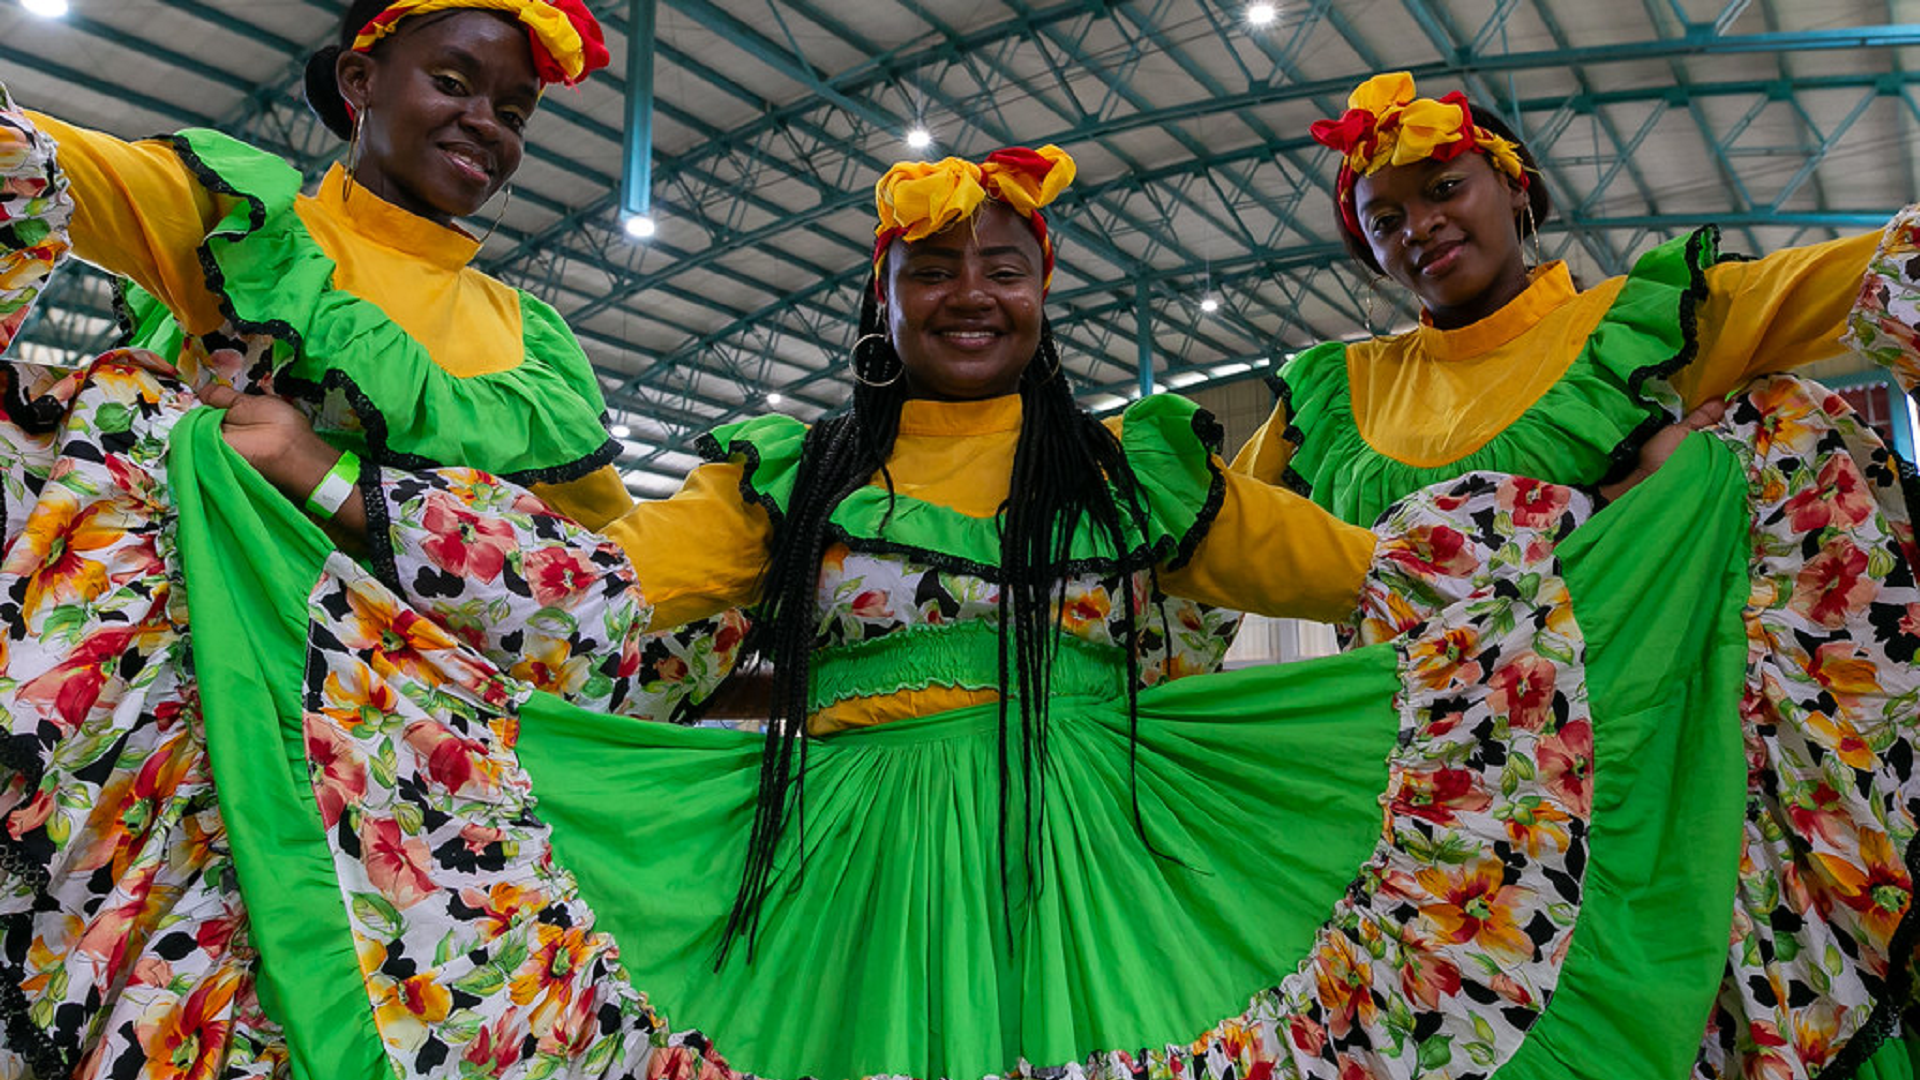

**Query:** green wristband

left=303, top=449, right=362, bottom=520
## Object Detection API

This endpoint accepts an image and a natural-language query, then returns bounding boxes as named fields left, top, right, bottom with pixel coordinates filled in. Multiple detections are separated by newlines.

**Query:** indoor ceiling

left=2, top=0, right=1915, bottom=492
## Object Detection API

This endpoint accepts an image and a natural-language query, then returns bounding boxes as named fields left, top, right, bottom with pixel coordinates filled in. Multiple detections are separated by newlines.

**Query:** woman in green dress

left=1234, top=70, right=1920, bottom=1079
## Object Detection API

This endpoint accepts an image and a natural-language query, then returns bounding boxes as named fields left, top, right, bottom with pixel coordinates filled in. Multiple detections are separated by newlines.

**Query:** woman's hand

left=197, top=383, right=368, bottom=540
left=1597, top=398, right=1728, bottom=503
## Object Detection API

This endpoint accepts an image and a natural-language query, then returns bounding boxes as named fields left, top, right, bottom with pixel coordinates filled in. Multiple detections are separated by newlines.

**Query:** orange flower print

left=1390, top=766, right=1491, bottom=826
left=1059, top=583, right=1113, bottom=636
left=1311, top=930, right=1376, bottom=1038
left=320, top=659, right=400, bottom=734
left=362, top=815, right=437, bottom=909
left=1496, top=476, right=1571, bottom=530
left=1537, top=719, right=1593, bottom=817
left=1807, top=640, right=1882, bottom=708
left=1406, top=626, right=1481, bottom=690
left=1804, top=710, right=1880, bottom=772
left=458, top=881, right=542, bottom=942
left=6, top=491, right=144, bottom=623
left=510, top=922, right=600, bottom=1037
left=1487, top=650, right=1558, bottom=731
left=1502, top=797, right=1574, bottom=858
left=1381, top=524, right=1480, bottom=580
left=372, top=970, right=453, bottom=1053
left=1417, top=859, right=1534, bottom=963
left=1360, top=589, right=1425, bottom=645
left=132, top=965, right=242, bottom=1080
left=1750, top=378, right=1820, bottom=459
left=1812, top=827, right=1910, bottom=943
left=524, top=545, right=599, bottom=610
left=1782, top=455, right=1876, bottom=534
left=510, top=635, right=592, bottom=697
left=420, top=489, right=517, bottom=583
left=1790, top=539, right=1877, bottom=629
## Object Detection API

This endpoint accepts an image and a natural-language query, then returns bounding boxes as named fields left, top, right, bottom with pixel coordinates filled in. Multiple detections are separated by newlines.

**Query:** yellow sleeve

left=541, top=461, right=770, bottom=630
left=1159, top=460, right=1376, bottom=623
left=1675, top=229, right=1880, bottom=407
left=27, top=111, right=224, bottom=334
left=1227, top=398, right=1296, bottom=485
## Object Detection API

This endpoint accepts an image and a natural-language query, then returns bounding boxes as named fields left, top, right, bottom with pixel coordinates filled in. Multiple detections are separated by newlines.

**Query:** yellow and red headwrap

left=1310, top=72, right=1527, bottom=241
left=351, top=0, right=610, bottom=87
left=872, top=145, right=1076, bottom=295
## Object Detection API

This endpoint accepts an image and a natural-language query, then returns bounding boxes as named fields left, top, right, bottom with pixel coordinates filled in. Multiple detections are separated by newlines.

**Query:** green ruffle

left=808, top=621, right=1125, bottom=713
left=1282, top=228, right=1717, bottom=527
left=119, top=129, right=617, bottom=485
left=697, top=394, right=1228, bottom=577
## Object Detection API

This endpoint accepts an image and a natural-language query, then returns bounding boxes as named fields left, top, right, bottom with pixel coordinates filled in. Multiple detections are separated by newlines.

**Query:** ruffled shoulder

left=1113, top=393, right=1228, bottom=571
left=1277, top=229, right=1718, bottom=527
left=696, top=412, right=808, bottom=525
left=120, top=128, right=617, bottom=486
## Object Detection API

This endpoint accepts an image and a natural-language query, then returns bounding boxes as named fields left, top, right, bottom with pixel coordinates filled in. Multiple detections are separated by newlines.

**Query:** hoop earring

left=1522, top=199, right=1544, bottom=270
left=1365, top=276, right=1382, bottom=334
left=477, top=184, right=512, bottom=247
left=344, top=105, right=366, bottom=205
left=851, top=332, right=902, bottom=387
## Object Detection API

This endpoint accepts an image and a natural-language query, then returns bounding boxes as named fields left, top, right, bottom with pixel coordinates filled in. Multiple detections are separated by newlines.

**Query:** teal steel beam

left=620, top=0, right=657, bottom=224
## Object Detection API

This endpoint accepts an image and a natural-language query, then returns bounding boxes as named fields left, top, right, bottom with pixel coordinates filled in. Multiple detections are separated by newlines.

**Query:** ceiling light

left=1247, top=3, right=1277, bottom=26
left=610, top=423, right=632, bottom=438
left=1200, top=296, right=1220, bottom=313
left=21, top=0, right=68, bottom=15
left=767, top=392, right=784, bottom=406
left=622, top=214, right=656, bottom=240
left=906, top=127, right=932, bottom=151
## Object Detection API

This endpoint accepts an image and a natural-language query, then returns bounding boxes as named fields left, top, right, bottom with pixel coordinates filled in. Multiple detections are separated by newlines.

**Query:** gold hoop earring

left=344, top=105, right=367, bottom=205
left=477, top=184, right=512, bottom=247
left=1522, top=198, right=1544, bottom=270
left=851, top=332, right=902, bottom=387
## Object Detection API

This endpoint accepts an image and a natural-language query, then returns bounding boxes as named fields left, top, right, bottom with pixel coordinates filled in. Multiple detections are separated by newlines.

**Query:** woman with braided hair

left=0, top=2, right=734, bottom=1075
left=1234, top=71, right=1920, bottom=1078
left=58, top=126, right=1778, bottom=1079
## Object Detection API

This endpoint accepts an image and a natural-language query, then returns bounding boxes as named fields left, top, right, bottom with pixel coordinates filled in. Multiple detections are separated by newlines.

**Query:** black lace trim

left=110, top=278, right=136, bottom=348
left=1267, top=368, right=1315, bottom=498
left=167, top=136, right=619, bottom=488
left=1599, top=225, right=1719, bottom=487
left=273, top=367, right=620, bottom=487
left=0, top=729, right=67, bottom=1077
left=358, top=461, right=403, bottom=595
left=695, top=429, right=787, bottom=533
left=1822, top=444, right=1920, bottom=1077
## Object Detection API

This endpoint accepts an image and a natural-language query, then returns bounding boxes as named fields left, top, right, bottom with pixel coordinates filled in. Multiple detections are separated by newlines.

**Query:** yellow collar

left=314, top=164, right=482, bottom=272
left=897, top=393, right=1024, bottom=436
left=1416, top=262, right=1576, bottom=361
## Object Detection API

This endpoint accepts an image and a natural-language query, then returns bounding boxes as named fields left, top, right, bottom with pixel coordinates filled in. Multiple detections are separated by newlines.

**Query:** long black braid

left=718, top=279, right=1166, bottom=961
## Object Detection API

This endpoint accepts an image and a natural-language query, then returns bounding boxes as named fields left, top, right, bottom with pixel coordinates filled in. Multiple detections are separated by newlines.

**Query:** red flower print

left=849, top=589, right=894, bottom=621
left=304, top=714, right=368, bottom=829
left=1537, top=719, right=1593, bottom=817
left=1391, top=766, right=1491, bottom=826
left=524, top=546, right=598, bottom=610
left=132, top=966, right=243, bottom=1080
left=1407, top=626, right=1482, bottom=690
left=1782, top=455, right=1875, bottom=533
left=362, top=815, right=437, bottom=909
left=1497, top=476, right=1572, bottom=530
left=1382, top=525, right=1480, bottom=580
left=1788, top=781, right=1853, bottom=849
left=1288, top=1015, right=1327, bottom=1054
left=1487, top=651, right=1558, bottom=731
left=1312, top=931, right=1376, bottom=1038
left=1812, top=827, right=1911, bottom=944
left=1396, top=930, right=1463, bottom=1009
left=419, top=490, right=516, bottom=583
left=1790, top=540, right=1877, bottom=629
left=404, top=720, right=502, bottom=798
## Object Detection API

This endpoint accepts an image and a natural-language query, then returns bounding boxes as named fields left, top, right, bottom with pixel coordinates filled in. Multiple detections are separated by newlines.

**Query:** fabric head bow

left=351, top=0, right=610, bottom=87
left=871, top=145, right=1077, bottom=294
left=1309, top=72, right=1527, bottom=240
